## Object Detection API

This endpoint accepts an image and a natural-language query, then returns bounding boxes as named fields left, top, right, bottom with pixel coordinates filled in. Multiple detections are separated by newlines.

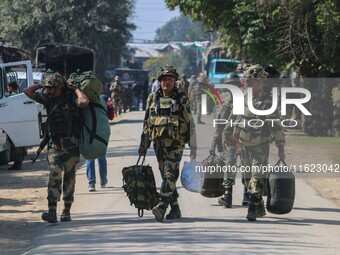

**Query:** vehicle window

left=215, top=62, right=239, bottom=74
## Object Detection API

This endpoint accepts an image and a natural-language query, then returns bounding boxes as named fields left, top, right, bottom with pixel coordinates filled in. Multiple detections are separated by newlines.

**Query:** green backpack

left=79, top=98, right=111, bottom=160
left=72, top=71, right=110, bottom=160
left=122, top=156, right=160, bottom=217
left=76, top=71, right=103, bottom=102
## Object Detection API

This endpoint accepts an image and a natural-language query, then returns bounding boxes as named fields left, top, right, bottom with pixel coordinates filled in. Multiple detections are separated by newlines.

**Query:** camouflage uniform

left=27, top=73, right=83, bottom=223
left=109, top=76, right=124, bottom=116
left=211, top=73, right=251, bottom=208
left=188, top=73, right=206, bottom=124
left=139, top=65, right=196, bottom=222
left=176, top=74, right=190, bottom=96
left=233, top=65, right=285, bottom=221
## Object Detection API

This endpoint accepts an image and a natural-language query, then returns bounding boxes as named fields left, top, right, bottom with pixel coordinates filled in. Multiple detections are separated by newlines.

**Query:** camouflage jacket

left=140, top=90, right=197, bottom=149
left=231, top=90, right=285, bottom=148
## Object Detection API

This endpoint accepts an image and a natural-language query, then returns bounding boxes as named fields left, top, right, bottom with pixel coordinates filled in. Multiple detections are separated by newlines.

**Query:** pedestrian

left=151, top=78, right=160, bottom=93
left=24, top=72, right=89, bottom=223
left=109, top=76, right=124, bottom=116
left=7, top=80, right=26, bottom=170
left=138, top=64, right=197, bottom=222
left=124, top=83, right=133, bottom=112
left=210, top=73, right=250, bottom=208
left=176, top=74, right=189, bottom=96
left=86, top=93, right=110, bottom=192
left=189, top=73, right=206, bottom=124
left=6, top=80, right=20, bottom=95
left=133, top=81, right=143, bottom=111
left=233, top=64, right=286, bottom=221
left=188, top=74, right=197, bottom=113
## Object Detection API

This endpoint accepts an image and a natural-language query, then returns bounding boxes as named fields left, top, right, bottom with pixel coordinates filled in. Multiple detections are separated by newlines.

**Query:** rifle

left=31, top=126, right=49, bottom=164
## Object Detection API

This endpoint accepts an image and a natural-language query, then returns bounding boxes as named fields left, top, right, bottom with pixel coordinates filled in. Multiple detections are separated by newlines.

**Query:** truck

left=0, top=60, right=41, bottom=164
left=206, top=58, right=241, bottom=86
left=35, top=43, right=96, bottom=76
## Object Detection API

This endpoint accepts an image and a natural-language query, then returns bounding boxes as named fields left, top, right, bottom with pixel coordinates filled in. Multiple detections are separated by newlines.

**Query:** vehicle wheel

left=0, top=136, right=11, bottom=165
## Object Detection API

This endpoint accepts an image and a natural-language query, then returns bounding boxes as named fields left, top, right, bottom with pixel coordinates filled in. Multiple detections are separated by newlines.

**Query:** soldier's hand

left=66, top=78, right=80, bottom=90
left=190, top=148, right=197, bottom=159
left=138, top=146, right=147, bottom=156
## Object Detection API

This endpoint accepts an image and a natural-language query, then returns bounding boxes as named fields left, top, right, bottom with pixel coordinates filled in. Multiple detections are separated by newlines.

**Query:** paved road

left=25, top=111, right=340, bottom=255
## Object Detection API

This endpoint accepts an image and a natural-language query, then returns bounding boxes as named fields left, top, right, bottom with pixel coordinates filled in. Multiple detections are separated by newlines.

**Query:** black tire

left=0, top=136, right=11, bottom=165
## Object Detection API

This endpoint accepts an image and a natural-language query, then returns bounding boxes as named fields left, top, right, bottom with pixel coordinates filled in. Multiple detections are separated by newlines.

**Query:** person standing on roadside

left=24, top=72, right=89, bottom=224
left=138, top=65, right=197, bottom=222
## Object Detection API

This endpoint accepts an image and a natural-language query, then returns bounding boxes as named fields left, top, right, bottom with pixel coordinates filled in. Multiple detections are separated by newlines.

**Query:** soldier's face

left=245, top=78, right=263, bottom=96
left=160, top=76, right=175, bottom=95
left=45, top=87, right=62, bottom=98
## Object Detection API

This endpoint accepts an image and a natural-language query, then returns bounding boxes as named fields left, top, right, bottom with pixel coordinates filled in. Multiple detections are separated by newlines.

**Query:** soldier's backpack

left=266, top=160, right=295, bottom=214
left=77, top=71, right=103, bottom=102
left=79, top=98, right=111, bottom=159
left=74, top=72, right=111, bottom=160
left=200, top=153, right=225, bottom=198
left=122, top=156, right=160, bottom=217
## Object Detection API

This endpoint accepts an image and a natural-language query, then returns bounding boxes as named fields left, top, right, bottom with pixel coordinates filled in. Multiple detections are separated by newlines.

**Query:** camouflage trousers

left=240, top=142, right=269, bottom=198
left=222, top=147, right=250, bottom=194
left=47, top=144, right=80, bottom=205
left=153, top=140, right=184, bottom=207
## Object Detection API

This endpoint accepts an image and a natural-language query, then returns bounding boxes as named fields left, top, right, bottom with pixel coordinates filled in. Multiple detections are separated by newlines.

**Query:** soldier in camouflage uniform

left=232, top=65, right=286, bottom=221
left=188, top=73, right=206, bottom=124
left=109, top=76, right=124, bottom=116
left=176, top=73, right=190, bottom=96
left=210, top=73, right=250, bottom=208
left=139, top=65, right=197, bottom=222
left=24, top=72, right=89, bottom=223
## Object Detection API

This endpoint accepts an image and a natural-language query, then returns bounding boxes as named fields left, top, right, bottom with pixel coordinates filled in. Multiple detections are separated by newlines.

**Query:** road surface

left=24, top=111, right=340, bottom=255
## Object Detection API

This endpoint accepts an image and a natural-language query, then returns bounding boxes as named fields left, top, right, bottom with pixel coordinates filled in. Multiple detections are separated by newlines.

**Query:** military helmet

left=115, top=75, right=120, bottom=81
left=243, top=64, right=268, bottom=79
left=224, top=72, right=242, bottom=87
left=191, top=74, right=196, bottom=79
left=181, top=74, right=186, bottom=79
left=42, top=72, right=65, bottom=88
left=157, top=65, right=179, bottom=81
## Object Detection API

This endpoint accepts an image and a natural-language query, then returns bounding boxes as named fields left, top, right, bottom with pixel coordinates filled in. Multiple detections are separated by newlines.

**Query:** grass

left=286, top=135, right=340, bottom=163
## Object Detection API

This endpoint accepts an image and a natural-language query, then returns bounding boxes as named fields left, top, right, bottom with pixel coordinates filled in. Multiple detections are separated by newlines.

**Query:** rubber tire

left=0, top=136, right=11, bottom=165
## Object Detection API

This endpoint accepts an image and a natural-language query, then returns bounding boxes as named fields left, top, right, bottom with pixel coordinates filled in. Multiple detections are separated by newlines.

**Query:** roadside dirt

left=0, top=133, right=339, bottom=255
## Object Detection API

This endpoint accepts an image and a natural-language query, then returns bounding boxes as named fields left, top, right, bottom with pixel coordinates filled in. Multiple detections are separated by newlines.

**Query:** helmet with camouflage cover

left=42, top=72, right=65, bottom=88
left=243, top=64, right=268, bottom=79
left=157, top=65, right=179, bottom=81
left=224, top=72, right=242, bottom=87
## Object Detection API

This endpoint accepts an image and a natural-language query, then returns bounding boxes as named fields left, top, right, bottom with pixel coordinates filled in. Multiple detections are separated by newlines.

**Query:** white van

left=0, top=61, right=41, bottom=164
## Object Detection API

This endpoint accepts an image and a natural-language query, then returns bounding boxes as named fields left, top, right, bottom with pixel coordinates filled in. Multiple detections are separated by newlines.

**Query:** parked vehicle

left=35, top=43, right=96, bottom=77
left=0, top=60, right=41, bottom=165
left=206, top=58, right=241, bottom=86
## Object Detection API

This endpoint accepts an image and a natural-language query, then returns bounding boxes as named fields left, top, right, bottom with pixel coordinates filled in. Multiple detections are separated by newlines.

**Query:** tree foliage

left=145, top=15, right=209, bottom=77
left=165, top=0, right=340, bottom=75
left=0, top=0, right=136, bottom=76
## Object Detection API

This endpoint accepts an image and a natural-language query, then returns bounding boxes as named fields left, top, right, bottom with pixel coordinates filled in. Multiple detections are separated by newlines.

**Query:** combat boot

left=166, top=205, right=182, bottom=220
left=152, top=196, right=170, bottom=222
left=218, top=187, right=232, bottom=208
left=242, top=193, right=251, bottom=206
left=256, top=199, right=266, bottom=218
left=152, top=206, right=166, bottom=222
left=60, top=209, right=71, bottom=222
left=60, top=202, right=72, bottom=222
left=42, top=202, right=57, bottom=223
left=246, top=204, right=257, bottom=222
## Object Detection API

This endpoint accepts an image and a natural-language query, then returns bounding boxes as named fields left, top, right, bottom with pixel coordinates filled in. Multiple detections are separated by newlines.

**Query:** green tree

left=145, top=15, right=210, bottom=77
left=0, top=0, right=136, bottom=76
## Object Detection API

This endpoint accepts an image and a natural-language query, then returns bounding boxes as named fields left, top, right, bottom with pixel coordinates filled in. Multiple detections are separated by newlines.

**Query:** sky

left=131, top=0, right=180, bottom=42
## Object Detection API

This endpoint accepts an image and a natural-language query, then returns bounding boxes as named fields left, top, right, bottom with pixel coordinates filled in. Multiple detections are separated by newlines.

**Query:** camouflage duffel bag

left=122, top=156, right=160, bottom=217
left=200, top=153, right=225, bottom=198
